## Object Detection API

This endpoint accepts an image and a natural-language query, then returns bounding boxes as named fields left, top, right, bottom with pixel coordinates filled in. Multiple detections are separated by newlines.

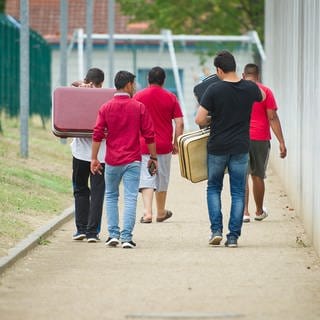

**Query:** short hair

left=114, top=71, right=135, bottom=90
left=148, top=66, right=166, bottom=85
left=84, top=68, right=104, bottom=86
left=244, top=63, right=259, bottom=77
left=214, top=50, right=236, bottom=73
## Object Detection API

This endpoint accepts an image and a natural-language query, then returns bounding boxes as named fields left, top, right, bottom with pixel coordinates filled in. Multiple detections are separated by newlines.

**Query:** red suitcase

left=52, top=87, right=116, bottom=138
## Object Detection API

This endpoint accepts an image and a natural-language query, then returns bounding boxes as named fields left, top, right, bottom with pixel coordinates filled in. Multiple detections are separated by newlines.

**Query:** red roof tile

left=5, top=0, right=149, bottom=43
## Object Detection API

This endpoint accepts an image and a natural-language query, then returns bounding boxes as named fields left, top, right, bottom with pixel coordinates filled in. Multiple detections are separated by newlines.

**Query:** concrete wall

left=264, top=0, right=320, bottom=254
left=51, top=45, right=256, bottom=131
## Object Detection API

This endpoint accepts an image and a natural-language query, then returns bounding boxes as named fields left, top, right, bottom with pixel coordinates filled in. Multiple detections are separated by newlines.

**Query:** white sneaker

left=254, top=209, right=268, bottom=221
left=121, top=240, right=136, bottom=249
left=243, top=215, right=251, bottom=223
left=105, top=237, right=120, bottom=247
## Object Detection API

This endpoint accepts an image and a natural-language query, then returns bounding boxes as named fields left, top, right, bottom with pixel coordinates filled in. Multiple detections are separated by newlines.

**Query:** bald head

left=243, top=63, right=259, bottom=82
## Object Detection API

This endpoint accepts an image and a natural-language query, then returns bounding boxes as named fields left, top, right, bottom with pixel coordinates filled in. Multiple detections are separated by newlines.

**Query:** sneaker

left=105, top=237, right=120, bottom=247
left=87, top=235, right=100, bottom=243
left=72, top=232, right=86, bottom=240
left=224, top=238, right=238, bottom=248
left=243, top=215, right=251, bottom=223
left=254, top=209, right=268, bottom=221
left=209, top=232, right=223, bottom=246
left=122, top=240, right=136, bottom=249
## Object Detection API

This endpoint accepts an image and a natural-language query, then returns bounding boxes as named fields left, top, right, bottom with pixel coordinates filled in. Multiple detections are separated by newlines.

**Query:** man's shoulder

left=256, top=82, right=274, bottom=95
left=205, top=79, right=226, bottom=92
left=149, top=85, right=175, bottom=97
left=240, top=79, right=258, bottom=87
left=256, top=82, right=270, bottom=90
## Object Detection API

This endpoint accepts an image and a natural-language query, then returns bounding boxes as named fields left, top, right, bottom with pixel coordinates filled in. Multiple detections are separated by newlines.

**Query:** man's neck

left=244, top=75, right=258, bottom=82
left=221, top=72, right=240, bottom=82
left=115, top=89, right=131, bottom=97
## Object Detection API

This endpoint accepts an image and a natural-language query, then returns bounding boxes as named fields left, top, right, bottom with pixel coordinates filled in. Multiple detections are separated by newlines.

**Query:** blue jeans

left=105, top=161, right=141, bottom=242
left=207, top=153, right=249, bottom=240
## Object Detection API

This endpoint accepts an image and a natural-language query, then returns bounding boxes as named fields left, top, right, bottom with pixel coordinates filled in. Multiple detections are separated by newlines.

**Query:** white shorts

left=139, top=153, right=172, bottom=192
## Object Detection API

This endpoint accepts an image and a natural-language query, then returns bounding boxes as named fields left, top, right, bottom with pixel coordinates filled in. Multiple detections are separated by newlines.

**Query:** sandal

left=140, top=216, right=152, bottom=223
left=156, top=210, right=173, bottom=222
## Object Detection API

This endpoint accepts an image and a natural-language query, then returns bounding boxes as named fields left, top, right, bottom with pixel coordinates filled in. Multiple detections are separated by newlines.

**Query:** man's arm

left=172, top=117, right=184, bottom=154
left=260, top=87, right=266, bottom=101
left=267, top=109, right=287, bottom=158
left=195, top=106, right=210, bottom=127
left=90, top=140, right=103, bottom=174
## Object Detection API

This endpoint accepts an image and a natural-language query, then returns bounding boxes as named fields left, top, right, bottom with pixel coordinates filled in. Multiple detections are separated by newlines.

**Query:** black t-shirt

left=200, top=79, right=262, bottom=155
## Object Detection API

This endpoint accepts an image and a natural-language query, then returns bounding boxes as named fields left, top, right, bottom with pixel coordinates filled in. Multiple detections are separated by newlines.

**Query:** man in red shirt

left=134, top=67, right=184, bottom=223
left=91, top=70, right=157, bottom=248
left=242, top=63, right=287, bottom=222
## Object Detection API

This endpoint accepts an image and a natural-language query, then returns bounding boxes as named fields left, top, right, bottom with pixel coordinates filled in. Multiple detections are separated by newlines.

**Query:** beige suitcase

left=178, top=128, right=210, bottom=183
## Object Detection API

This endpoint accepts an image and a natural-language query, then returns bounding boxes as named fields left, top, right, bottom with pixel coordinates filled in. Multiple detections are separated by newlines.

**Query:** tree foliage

left=0, top=0, right=6, bottom=13
left=117, top=0, right=264, bottom=42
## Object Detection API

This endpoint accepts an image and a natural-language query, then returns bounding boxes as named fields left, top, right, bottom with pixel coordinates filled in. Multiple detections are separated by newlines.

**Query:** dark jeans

left=72, top=157, right=105, bottom=238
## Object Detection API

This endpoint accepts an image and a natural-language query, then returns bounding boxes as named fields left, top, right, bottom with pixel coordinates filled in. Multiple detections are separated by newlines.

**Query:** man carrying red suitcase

left=71, top=68, right=106, bottom=243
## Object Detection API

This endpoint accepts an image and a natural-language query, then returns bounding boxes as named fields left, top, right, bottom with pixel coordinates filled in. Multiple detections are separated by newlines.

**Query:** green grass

left=0, top=115, right=73, bottom=257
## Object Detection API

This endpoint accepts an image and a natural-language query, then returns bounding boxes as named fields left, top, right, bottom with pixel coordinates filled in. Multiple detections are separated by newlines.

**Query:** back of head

left=148, top=66, right=166, bottom=86
left=114, top=71, right=135, bottom=90
left=214, top=50, right=236, bottom=73
left=243, top=63, right=259, bottom=80
left=84, top=68, right=104, bottom=87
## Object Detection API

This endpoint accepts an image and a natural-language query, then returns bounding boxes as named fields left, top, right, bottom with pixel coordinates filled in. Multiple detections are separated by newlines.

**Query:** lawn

left=0, top=115, right=73, bottom=257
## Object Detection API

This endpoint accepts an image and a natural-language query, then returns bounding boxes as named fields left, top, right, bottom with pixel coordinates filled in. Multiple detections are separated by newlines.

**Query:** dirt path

left=0, top=157, right=319, bottom=320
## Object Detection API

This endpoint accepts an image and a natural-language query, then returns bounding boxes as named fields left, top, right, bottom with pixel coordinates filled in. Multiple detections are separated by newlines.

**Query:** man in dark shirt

left=195, top=50, right=265, bottom=247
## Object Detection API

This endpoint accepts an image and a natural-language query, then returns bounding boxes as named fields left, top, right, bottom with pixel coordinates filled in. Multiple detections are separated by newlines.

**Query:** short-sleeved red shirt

left=134, top=85, right=183, bottom=154
left=250, top=82, right=278, bottom=141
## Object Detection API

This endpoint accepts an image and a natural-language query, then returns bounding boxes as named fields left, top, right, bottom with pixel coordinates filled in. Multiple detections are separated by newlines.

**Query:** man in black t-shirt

left=195, top=50, right=265, bottom=248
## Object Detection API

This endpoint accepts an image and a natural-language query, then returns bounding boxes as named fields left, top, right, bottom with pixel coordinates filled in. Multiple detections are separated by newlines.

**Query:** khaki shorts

left=139, top=153, right=172, bottom=192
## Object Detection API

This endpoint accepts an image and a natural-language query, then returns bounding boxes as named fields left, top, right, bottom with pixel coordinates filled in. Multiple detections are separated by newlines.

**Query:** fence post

left=20, top=0, right=29, bottom=158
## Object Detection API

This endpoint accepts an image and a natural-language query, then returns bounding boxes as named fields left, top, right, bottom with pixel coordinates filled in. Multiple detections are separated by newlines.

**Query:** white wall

left=265, top=0, right=320, bottom=254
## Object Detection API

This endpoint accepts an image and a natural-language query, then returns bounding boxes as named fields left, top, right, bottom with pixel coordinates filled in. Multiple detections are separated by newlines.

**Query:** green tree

left=0, top=0, right=5, bottom=13
left=117, top=0, right=264, bottom=42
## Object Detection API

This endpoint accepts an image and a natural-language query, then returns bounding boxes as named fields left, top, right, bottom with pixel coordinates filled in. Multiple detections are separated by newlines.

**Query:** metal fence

left=0, top=14, right=51, bottom=123
left=264, top=0, right=320, bottom=255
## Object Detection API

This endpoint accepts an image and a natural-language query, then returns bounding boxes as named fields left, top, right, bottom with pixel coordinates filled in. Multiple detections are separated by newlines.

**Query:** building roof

left=5, top=0, right=148, bottom=43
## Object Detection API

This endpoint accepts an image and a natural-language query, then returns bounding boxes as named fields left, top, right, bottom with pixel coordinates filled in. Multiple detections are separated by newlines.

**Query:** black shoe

left=224, top=238, right=238, bottom=248
left=121, top=240, right=136, bottom=249
left=87, top=235, right=100, bottom=243
left=105, top=237, right=120, bottom=247
left=72, top=232, right=86, bottom=240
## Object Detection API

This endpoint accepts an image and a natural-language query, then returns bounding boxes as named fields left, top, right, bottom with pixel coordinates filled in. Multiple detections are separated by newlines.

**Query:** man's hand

left=91, top=159, right=103, bottom=175
left=172, top=143, right=179, bottom=155
left=147, top=158, right=158, bottom=176
left=79, top=82, right=93, bottom=88
left=279, top=143, right=287, bottom=159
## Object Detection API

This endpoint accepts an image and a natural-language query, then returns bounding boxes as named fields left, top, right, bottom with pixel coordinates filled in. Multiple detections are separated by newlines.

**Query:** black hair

left=148, top=66, right=166, bottom=85
left=84, top=68, right=104, bottom=86
left=214, top=50, right=236, bottom=73
left=244, top=63, right=259, bottom=76
left=114, top=71, right=135, bottom=89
